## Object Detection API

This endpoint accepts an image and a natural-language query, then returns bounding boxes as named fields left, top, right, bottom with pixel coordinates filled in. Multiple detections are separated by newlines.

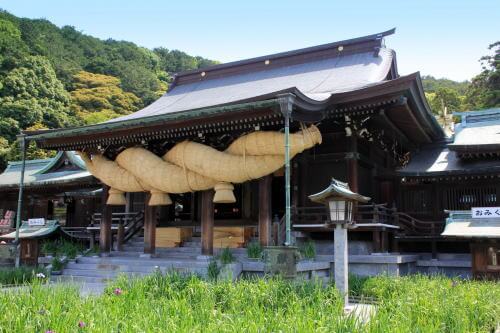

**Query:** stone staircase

left=51, top=236, right=248, bottom=290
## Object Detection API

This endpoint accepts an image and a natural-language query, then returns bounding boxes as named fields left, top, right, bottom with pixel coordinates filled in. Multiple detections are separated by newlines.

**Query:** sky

left=0, top=0, right=498, bottom=81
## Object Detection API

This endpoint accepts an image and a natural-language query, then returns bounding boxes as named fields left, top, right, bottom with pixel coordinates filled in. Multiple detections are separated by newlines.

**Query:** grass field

left=0, top=273, right=498, bottom=332
left=0, top=266, right=47, bottom=286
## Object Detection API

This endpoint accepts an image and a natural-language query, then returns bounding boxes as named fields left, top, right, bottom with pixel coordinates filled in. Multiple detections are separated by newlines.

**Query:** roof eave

left=24, top=99, right=281, bottom=143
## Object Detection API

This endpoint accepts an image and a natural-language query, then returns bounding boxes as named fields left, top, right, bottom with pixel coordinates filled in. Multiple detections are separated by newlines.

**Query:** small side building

left=0, top=151, right=101, bottom=230
left=398, top=108, right=500, bottom=276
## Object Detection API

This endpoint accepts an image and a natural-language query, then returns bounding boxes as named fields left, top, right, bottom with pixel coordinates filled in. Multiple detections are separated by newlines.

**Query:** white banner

left=471, top=207, right=500, bottom=219
left=28, top=218, right=46, bottom=226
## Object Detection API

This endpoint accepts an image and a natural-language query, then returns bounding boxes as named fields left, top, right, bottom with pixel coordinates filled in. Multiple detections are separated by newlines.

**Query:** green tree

left=0, top=18, right=28, bottom=72
left=0, top=9, right=217, bottom=169
left=0, top=117, right=20, bottom=142
left=421, top=75, right=469, bottom=95
left=0, top=56, right=73, bottom=129
left=465, top=41, right=500, bottom=109
left=426, top=87, right=463, bottom=115
left=70, top=71, right=142, bottom=124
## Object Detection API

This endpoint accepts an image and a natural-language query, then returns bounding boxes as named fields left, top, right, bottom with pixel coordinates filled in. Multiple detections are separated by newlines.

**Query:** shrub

left=41, top=241, right=58, bottom=256
left=51, top=257, right=66, bottom=272
left=60, top=241, right=82, bottom=259
left=246, top=241, right=262, bottom=259
left=219, top=247, right=234, bottom=265
left=41, top=239, right=84, bottom=258
left=207, top=260, right=219, bottom=281
left=299, top=239, right=316, bottom=260
left=86, top=244, right=100, bottom=256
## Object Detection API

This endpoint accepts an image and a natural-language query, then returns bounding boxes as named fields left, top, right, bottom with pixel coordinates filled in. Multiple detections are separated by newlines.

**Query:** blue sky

left=1, top=0, right=498, bottom=81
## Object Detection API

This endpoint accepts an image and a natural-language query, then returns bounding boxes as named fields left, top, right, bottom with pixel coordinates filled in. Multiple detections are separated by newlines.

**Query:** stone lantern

left=309, top=178, right=370, bottom=305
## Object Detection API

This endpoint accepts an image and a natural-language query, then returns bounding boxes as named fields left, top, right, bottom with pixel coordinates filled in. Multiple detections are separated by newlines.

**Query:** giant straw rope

left=79, top=125, right=322, bottom=205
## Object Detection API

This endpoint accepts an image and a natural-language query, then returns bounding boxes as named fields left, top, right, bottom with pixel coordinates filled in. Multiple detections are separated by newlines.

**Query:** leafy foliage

left=422, top=75, right=469, bottom=95
left=70, top=71, right=142, bottom=124
left=299, top=239, right=316, bottom=260
left=464, top=41, right=500, bottom=110
left=246, top=241, right=263, bottom=259
left=50, top=256, right=66, bottom=272
left=219, top=247, right=235, bottom=264
left=422, top=42, right=500, bottom=116
left=0, top=9, right=216, bottom=169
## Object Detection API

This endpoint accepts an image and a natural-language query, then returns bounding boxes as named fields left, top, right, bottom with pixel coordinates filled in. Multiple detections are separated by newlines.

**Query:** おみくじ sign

left=471, top=207, right=500, bottom=219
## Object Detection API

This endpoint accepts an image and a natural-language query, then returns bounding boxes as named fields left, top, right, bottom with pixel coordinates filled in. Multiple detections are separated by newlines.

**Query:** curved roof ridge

left=174, top=28, right=396, bottom=79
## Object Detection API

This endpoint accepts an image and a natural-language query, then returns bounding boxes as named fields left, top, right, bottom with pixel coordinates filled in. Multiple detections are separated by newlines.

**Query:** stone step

left=112, top=251, right=199, bottom=260
left=60, top=265, right=208, bottom=280
left=120, top=246, right=248, bottom=255
left=68, top=261, right=208, bottom=271
left=49, top=280, right=106, bottom=291
left=77, top=256, right=204, bottom=266
left=181, top=241, right=201, bottom=247
left=122, top=245, right=203, bottom=252
left=51, top=275, right=115, bottom=284
left=62, top=268, right=154, bottom=278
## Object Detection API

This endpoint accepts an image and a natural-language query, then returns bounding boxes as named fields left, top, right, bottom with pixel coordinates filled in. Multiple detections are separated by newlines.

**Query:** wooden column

left=99, top=185, right=112, bottom=254
left=258, top=175, right=272, bottom=246
left=347, top=135, right=359, bottom=193
left=116, top=218, right=125, bottom=252
left=201, top=190, right=214, bottom=255
left=299, top=153, right=308, bottom=207
left=242, top=182, right=252, bottom=220
left=143, top=194, right=157, bottom=256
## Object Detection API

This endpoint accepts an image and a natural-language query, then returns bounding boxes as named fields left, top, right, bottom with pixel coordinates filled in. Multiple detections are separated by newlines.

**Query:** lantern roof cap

left=308, top=178, right=371, bottom=204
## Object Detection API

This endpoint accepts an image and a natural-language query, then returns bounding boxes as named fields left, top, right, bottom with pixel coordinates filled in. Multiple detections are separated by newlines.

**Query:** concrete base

left=315, top=239, right=373, bottom=255
left=416, top=258, right=471, bottom=278
left=219, top=262, right=243, bottom=281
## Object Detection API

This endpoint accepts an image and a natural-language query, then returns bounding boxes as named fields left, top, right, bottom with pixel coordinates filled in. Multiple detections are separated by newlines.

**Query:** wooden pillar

left=143, top=194, right=157, bottom=255
left=201, top=190, right=214, bottom=255
left=258, top=175, right=272, bottom=246
left=299, top=154, right=308, bottom=207
left=372, top=231, right=381, bottom=253
left=380, top=230, right=389, bottom=253
left=347, top=135, right=359, bottom=193
left=99, top=185, right=112, bottom=254
left=292, top=160, right=299, bottom=210
left=125, top=193, right=131, bottom=214
left=242, top=182, right=252, bottom=220
left=116, top=218, right=125, bottom=251
left=431, top=240, right=437, bottom=259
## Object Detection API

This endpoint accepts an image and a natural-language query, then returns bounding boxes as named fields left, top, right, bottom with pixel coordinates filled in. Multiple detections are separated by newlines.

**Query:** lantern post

left=14, top=134, right=27, bottom=267
left=309, top=178, right=370, bottom=305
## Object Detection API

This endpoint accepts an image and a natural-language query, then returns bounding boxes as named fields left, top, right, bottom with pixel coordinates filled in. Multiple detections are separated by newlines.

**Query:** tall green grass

left=359, top=275, right=500, bottom=333
left=0, top=266, right=47, bottom=286
left=0, top=273, right=498, bottom=332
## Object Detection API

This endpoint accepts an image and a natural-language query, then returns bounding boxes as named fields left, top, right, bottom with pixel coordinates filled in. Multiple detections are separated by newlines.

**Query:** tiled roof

left=108, top=30, right=396, bottom=122
left=0, top=152, right=93, bottom=189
